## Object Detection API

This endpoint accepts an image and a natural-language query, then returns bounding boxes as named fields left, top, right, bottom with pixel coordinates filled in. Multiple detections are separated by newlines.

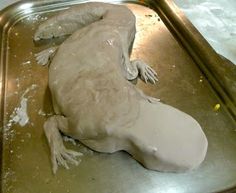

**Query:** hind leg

left=44, top=115, right=83, bottom=174
left=121, top=43, right=158, bottom=84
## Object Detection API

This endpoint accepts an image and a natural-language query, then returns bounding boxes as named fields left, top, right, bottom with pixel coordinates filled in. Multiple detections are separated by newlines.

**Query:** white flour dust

left=5, top=84, right=38, bottom=130
left=11, top=97, right=29, bottom=126
left=37, top=109, right=53, bottom=117
left=63, top=136, right=77, bottom=146
left=63, top=136, right=94, bottom=156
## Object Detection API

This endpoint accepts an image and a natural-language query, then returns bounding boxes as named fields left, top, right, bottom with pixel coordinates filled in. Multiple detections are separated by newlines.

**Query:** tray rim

left=147, top=0, right=236, bottom=122
left=0, top=0, right=236, bottom=193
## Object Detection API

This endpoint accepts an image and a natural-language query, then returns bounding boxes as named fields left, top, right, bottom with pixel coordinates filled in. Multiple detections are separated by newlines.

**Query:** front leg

left=35, top=46, right=58, bottom=66
left=120, top=38, right=157, bottom=84
left=131, top=59, right=158, bottom=84
left=34, top=3, right=107, bottom=41
left=122, top=51, right=139, bottom=80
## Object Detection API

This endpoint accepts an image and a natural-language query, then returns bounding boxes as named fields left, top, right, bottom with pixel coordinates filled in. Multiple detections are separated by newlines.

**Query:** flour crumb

left=16, top=78, right=20, bottom=88
left=63, top=136, right=77, bottom=146
left=22, top=60, right=31, bottom=65
left=38, top=109, right=46, bottom=116
left=22, top=84, right=38, bottom=98
left=38, top=109, right=53, bottom=117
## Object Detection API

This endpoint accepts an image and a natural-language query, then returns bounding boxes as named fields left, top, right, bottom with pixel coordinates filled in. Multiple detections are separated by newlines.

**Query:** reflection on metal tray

left=0, top=0, right=236, bottom=193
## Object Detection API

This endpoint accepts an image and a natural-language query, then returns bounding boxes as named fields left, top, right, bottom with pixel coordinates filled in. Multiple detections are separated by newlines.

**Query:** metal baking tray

left=1, top=0, right=236, bottom=192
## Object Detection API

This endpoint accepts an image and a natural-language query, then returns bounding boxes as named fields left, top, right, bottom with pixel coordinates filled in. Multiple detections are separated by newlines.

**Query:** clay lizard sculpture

left=34, top=2, right=208, bottom=174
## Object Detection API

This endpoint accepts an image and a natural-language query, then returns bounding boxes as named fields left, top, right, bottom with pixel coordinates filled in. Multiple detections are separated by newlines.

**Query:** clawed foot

left=132, top=60, right=158, bottom=84
left=51, top=146, right=83, bottom=174
left=35, top=47, right=58, bottom=66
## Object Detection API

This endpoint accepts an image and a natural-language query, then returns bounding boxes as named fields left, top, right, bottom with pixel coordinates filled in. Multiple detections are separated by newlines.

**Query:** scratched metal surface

left=0, top=1, right=236, bottom=193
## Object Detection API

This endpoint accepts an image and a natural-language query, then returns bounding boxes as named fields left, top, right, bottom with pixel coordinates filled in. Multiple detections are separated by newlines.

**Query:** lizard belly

left=48, top=29, right=140, bottom=140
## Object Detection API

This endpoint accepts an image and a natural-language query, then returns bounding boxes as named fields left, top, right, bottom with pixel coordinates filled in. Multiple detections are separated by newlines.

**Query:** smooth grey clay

left=34, top=2, right=208, bottom=174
